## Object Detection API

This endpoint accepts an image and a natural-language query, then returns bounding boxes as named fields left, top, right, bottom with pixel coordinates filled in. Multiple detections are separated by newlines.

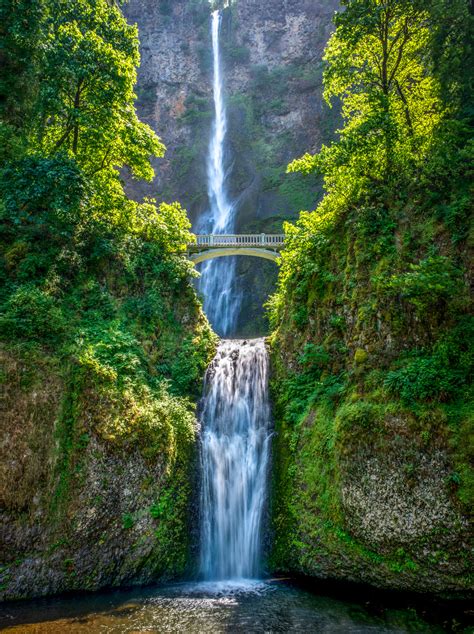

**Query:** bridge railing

left=192, top=234, right=285, bottom=248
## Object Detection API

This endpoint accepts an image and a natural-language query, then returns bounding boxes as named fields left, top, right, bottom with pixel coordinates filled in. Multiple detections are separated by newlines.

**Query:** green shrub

left=72, top=281, right=115, bottom=320
left=122, top=513, right=134, bottom=529
left=299, top=343, right=330, bottom=372
left=168, top=331, right=216, bottom=396
left=0, top=285, right=66, bottom=342
left=385, top=356, right=457, bottom=405
left=375, top=255, right=466, bottom=316
left=0, top=156, right=86, bottom=234
left=79, top=325, right=146, bottom=383
left=149, top=490, right=172, bottom=519
left=384, top=319, right=473, bottom=405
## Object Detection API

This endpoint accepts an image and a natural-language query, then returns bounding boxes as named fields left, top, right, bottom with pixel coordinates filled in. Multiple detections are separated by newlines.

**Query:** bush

left=0, top=156, right=86, bottom=235
left=0, top=285, right=66, bottom=342
left=375, top=255, right=466, bottom=316
left=384, top=319, right=473, bottom=405
left=299, top=343, right=330, bottom=371
left=385, top=356, right=454, bottom=404
left=78, top=324, right=146, bottom=384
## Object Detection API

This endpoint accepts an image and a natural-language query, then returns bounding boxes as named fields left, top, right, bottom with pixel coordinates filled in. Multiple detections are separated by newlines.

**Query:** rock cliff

left=0, top=243, right=215, bottom=600
left=0, top=346, right=196, bottom=598
left=123, top=0, right=339, bottom=333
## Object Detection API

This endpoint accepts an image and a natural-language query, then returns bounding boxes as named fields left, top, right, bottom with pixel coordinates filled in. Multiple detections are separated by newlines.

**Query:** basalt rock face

left=0, top=248, right=215, bottom=601
left=268, top=204, right=473, bottom=596
left=0, top=346, right=200, bottom=601
left=123, top=0, right=339, bottom=335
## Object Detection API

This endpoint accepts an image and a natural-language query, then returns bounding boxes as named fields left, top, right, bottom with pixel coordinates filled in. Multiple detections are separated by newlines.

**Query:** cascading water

left=199, top=339, right=272, bottom=581
left=197, top=10, right=272, bottom=585
left=196, top=10, right=241, bottom=336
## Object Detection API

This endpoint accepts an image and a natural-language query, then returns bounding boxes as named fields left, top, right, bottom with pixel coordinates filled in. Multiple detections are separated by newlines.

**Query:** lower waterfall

left=199, top=339, right=272, bottom=581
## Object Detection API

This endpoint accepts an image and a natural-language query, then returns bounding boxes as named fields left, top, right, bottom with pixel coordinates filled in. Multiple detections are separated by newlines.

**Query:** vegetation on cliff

left=0, top=0, right=215, bottom=598
left=269, top=0, right=473, bottom=593
left=1, top=0, right=472, bottom=603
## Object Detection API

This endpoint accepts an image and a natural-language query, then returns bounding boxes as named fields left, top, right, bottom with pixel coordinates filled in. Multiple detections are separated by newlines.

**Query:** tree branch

left=88, top=146, right=113, bottom=176
left=388, top=18, right=411, bottom=88
left=72, top=78, right=84, bottom=155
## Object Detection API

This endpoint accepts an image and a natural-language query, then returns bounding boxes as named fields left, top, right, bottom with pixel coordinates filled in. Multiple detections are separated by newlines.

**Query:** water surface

left=0, top=579, right=459, bottom=633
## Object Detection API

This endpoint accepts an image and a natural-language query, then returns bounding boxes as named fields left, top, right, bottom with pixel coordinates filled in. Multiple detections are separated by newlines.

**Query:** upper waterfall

left=196, top=10, right=241, bottom=336
left=207, top=10, right=233, bottom=232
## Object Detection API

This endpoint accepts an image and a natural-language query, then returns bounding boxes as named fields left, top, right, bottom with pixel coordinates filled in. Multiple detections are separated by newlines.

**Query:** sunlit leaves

left=0, top=0, right=195, bottom=296
left=270, top=0, right=471, bottom=335
left=132, top=201, right=194, bottom=253
left=287, top=153, right=319, bottom=176
left=323, top=0, right=443, bottom=186
left=33, top=0, right=165, bottom=180
left=288, top=0, right=445, bottom=209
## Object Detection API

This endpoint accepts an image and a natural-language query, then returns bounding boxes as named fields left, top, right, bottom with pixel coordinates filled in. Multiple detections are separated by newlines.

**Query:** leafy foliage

left=34, top=0, right=164, bottom=177
left=374, top=255, right=466, bottom=316
left=0, top=0, right=216, bottom=587
left=384, top=319, right=473, bottom=405
left=271, top=0, right=472, bottom=372
left=0, top=285, right=65, bottom=342
left=0, top=0, right=44, bottom=159
left=1, top=156, right=87, bottom=235
left=269, top=0, right=473, bottom=584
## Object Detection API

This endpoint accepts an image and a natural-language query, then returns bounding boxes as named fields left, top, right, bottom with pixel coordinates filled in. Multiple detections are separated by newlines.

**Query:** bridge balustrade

left=192, top=234, right=285, bottom=248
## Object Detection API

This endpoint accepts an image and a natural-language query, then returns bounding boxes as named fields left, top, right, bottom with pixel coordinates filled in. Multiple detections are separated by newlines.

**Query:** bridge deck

left=188, top=234, right=285, bottom=250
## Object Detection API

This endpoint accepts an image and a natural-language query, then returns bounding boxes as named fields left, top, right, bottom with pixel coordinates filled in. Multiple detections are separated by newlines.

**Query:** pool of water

left=1, top=578, right=468, bottom=633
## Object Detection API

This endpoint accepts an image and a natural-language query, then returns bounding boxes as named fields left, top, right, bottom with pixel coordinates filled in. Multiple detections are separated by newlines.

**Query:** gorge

left=0, top=0, right=472, bottom=632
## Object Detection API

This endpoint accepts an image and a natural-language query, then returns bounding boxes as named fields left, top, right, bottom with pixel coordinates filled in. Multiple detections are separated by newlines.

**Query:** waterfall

left=197, top=9, right=241, bottom=336
left=199, top=339, right=272, bottom=580
left=196, top=10, right=272, bottom=585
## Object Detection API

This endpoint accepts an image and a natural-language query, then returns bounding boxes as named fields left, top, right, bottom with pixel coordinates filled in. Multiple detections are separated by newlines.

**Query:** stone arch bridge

left=187, top=234, right=284, bottom=264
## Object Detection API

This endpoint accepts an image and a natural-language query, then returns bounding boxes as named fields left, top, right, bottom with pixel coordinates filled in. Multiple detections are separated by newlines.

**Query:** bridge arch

left=189, top=247, right=280, bottom=265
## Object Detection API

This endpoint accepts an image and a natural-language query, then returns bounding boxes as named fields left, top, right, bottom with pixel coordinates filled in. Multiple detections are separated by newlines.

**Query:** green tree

left=34, top=0, right=164, bottom=179
left=0, top=0, right=44, bottom=160
left=289, top=0, right=443, bottom=200
left=0, top=0, right=171, bottom=254
left=0, top=0, right=197, bottom=306
left=272, top=0, right=472, bottom=328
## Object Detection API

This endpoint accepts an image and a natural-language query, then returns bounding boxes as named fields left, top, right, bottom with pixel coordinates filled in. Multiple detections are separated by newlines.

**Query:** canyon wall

left=123, top=0, right=339, bottom=334
left=0, top=245, right=215, bottom=600
left=121, top=2, right=472, bottom=596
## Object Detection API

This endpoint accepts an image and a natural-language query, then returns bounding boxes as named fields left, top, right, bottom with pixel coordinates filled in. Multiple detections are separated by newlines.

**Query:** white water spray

left=199, top=339, right=272, bottom=580
left=197, top=10, right=241, bottom=336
